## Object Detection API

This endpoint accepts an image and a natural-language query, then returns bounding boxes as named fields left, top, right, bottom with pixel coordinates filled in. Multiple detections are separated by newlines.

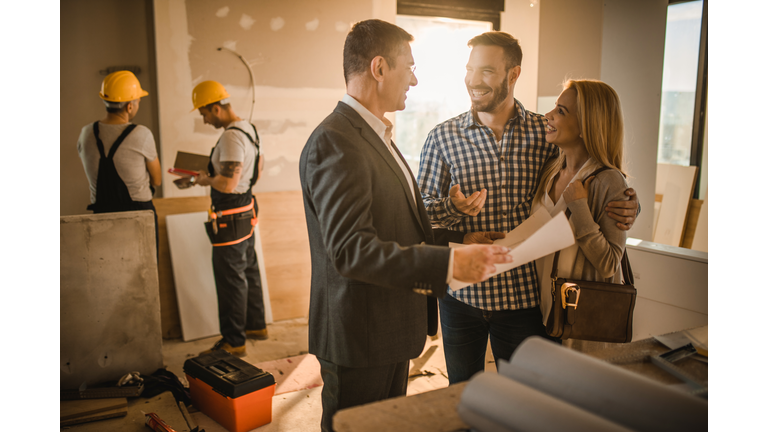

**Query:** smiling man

left=417, top=32, right=640, bottom=384
left=300, top=20, right=516, bottom=432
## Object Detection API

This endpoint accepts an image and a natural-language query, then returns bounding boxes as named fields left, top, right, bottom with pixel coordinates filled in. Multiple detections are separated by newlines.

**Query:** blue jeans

left=439, top=294, right=559, bottom=384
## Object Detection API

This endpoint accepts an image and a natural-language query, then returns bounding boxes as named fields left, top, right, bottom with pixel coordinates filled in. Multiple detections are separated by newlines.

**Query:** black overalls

left=208, top=124, right=265, bottom=347
left=87, top=121, right=158, bottom=253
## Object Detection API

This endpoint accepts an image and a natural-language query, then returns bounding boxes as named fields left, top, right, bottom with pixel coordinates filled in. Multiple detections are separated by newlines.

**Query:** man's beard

left=470, top=78, right=509, bottom=113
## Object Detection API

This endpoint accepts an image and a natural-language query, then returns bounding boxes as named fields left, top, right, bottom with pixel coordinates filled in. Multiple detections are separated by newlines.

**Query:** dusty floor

left=63, top=317, right=496, bottom=431
left=160, top=317, right=496, bottom=432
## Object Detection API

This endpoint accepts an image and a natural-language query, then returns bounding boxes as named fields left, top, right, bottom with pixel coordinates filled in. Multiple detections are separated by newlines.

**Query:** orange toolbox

left=184, top=351, right=276, bottom=432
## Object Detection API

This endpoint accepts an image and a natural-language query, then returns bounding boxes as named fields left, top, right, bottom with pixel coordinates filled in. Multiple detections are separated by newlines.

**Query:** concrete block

left=61, top=210, right=163, bottom=389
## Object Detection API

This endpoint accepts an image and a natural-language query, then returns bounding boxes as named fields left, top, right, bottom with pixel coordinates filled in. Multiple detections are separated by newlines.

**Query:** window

left=657, top=0, right=708, bottom=198
left=394, top=15, right=493, bottom=174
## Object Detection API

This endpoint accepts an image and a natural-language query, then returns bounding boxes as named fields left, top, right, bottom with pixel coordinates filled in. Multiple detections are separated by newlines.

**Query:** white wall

left=501, top=0, right=540, bottom=111
left=600, top=0, right=668, bottom=241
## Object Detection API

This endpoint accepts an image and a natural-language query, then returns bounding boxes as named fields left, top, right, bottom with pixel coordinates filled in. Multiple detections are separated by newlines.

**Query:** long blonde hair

left=534, top=79, right=626, bottom=204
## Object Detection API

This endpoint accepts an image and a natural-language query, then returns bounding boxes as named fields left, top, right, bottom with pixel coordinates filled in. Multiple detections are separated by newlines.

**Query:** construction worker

left=77, top=70, right=162, bottom=247
left=179, top=80, right=267, bottom=357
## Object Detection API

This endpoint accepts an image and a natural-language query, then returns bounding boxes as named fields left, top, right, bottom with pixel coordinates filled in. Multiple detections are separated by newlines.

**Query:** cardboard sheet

left=449, top=208, right=575, bottom=290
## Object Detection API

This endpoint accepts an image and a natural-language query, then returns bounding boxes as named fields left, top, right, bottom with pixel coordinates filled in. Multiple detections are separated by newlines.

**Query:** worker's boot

left=200, top=338, right=246, bottom=357
left=246, top=328, right=269, bottom=340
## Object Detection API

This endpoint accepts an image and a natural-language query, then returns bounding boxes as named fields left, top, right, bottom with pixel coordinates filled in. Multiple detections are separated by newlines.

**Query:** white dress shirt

left=341, top=94, right=455, bottom=284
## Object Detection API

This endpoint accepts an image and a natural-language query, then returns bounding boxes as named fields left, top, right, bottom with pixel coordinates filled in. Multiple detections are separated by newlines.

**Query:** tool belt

left=204, top=198, right=257, bottom=247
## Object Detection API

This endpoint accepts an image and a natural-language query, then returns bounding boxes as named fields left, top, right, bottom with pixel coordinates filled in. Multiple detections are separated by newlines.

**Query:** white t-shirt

left=77, top=122, right=157, bottom=203
left=211, top=120, right=259, bottom=194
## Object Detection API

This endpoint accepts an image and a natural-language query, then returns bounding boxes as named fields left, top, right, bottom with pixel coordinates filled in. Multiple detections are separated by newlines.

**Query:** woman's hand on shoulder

left=563, top=177, right=594, bottom=204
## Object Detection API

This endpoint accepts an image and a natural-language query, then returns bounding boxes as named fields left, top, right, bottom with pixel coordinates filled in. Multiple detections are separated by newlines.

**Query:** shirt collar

left=461, top=98, right=528, bottom=129
left=341, top=94, right=392, bottom=144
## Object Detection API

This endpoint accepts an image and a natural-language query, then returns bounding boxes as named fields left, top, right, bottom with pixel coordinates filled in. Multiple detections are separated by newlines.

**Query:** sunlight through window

left=395, top=15, right=492, bottom=174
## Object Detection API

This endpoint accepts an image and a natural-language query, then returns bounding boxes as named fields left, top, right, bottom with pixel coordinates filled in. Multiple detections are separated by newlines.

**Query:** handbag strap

left=549, top=166, right=634, bottom=285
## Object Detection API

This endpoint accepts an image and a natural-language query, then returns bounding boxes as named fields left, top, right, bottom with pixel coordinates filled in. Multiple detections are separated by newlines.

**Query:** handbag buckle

left=561, top=283, right=580, bottom=309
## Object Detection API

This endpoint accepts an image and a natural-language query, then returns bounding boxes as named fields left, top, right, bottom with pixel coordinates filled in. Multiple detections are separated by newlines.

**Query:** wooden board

left=256, top=190, right=312, bottom=321
left=653, top=164, right=698, bottom=246
left=61, top=399, right=128, bottom=426
left=61, top=398, right=128, bottom=421
left=681, top=199, right=703, bottom=249
left=690, top=191, right=708, bottom=252
left=61, top=391, right=189, bottom=432
left=166, top=212, right=273, bottom=341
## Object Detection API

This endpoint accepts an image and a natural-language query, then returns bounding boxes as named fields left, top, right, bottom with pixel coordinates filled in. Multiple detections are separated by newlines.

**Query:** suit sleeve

left=302, top=126, right=451, bottom=296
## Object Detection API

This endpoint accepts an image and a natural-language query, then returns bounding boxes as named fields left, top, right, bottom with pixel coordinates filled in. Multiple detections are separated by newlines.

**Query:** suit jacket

left=299, top=101, right=464, bottom=368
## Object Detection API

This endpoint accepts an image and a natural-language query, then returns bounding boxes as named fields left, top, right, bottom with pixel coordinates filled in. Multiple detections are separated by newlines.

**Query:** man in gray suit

left=300, top=19, right=514, bottom=431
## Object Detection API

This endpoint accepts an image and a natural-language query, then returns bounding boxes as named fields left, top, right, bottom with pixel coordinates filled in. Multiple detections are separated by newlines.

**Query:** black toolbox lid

left=184, top=350, right=275, bottom=398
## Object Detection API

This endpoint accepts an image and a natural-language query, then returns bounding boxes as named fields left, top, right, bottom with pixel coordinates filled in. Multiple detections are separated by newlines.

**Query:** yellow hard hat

left=99, top=70, right=148, bottom=102
left=191, top=80, right=230, bottom=112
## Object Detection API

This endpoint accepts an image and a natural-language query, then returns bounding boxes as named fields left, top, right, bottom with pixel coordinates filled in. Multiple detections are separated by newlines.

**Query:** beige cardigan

left=565, top=167, right=629, bottom=283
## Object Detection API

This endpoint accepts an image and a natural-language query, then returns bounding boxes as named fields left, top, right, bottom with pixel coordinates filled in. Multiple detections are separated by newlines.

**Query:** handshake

left=452, top=232, right=512, bottom=287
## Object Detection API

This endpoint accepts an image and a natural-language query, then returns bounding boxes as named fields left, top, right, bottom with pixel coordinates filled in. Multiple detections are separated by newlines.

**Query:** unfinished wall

left=60, top=0, right=160, bottom=216
left=60, top=211, right=163, bottom=389
left=154, top=0, right=376, bottom=199
left=536, top=0, right=603, bottom=101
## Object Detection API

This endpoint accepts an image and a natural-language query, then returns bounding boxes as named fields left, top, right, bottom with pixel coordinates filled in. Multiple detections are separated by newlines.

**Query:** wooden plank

left=62, top=391, right=187, bottom=432
left=690, top=191, right=708, bottom=252
left=335, top=382, right=470, bottom=432
left=680, top=199, right=703, bottom=249
left=61, top=398, right=128, bottom=421
left=256, top=190, right=311, bottom=321
left=653, top=164, right=698, bottom=246
left=60, top=407, right=128, bottom=427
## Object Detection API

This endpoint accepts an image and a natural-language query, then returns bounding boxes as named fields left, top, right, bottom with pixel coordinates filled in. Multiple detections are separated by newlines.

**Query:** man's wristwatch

left=189, top=176, right=196, bottom=185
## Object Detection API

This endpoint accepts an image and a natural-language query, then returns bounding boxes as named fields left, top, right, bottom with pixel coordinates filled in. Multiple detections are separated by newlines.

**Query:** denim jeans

left=211, top=234, right=265, bottom=347
left=439, top=294, right=559, bottom=384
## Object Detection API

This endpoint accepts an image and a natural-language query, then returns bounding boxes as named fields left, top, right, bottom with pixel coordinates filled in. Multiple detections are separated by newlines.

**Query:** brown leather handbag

left=544, top=167, right=637, bottom=343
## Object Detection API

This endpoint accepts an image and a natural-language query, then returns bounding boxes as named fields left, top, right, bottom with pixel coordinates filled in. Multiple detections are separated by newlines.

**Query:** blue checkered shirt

left=417, top=99, right=558, bottom=311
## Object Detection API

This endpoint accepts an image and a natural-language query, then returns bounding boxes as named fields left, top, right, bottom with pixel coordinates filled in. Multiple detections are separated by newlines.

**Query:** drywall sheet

left=60, top=211, right=163, bottom=389
left=167, top=212, right=273, bottom=342
left=654, top=164, right=698, bottom=246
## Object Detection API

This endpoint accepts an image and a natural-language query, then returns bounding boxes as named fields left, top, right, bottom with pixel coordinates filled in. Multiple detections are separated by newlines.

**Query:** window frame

left=397, top=0, right=504, bottom=30
left=668, top=0, right=708, bottom=197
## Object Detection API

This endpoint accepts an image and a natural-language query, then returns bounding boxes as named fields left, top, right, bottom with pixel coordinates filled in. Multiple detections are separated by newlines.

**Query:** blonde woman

left=533, top=79, right=629, bottom=328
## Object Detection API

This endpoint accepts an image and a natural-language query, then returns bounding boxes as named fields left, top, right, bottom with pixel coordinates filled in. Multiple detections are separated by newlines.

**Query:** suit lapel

left=335, top=102, right=430, bottom=238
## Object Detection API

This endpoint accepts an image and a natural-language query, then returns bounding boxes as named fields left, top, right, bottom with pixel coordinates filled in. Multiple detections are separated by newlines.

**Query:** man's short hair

left=104, top=100, right=132, bottom=114
left=202, top=100, right=231, bottom=111
left=468, top=32, right=523, bottom=71
left=343, top=19, right=414, bottom=83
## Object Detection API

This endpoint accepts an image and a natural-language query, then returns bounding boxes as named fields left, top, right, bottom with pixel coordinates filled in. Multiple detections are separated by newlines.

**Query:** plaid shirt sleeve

left=418, top=126, right=466, bottom=228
